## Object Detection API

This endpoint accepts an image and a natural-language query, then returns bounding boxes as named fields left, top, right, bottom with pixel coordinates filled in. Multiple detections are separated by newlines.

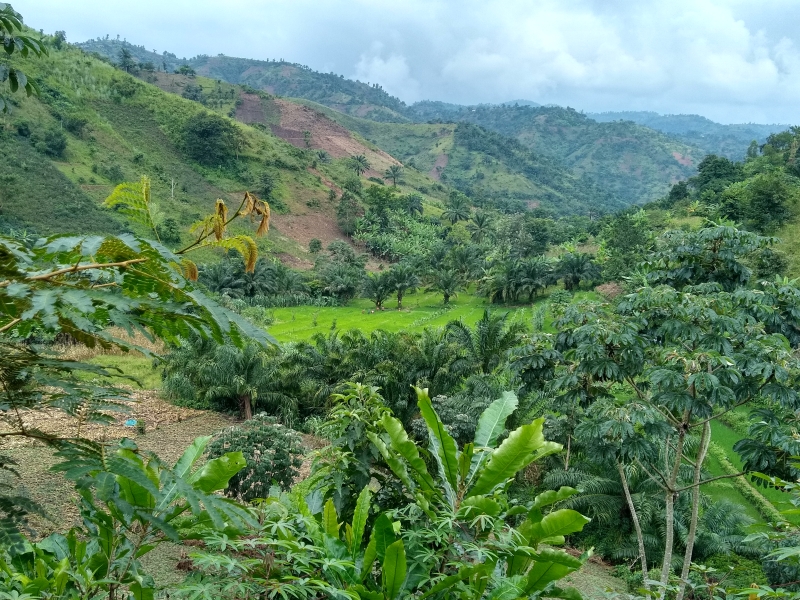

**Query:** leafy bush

left=308, top=238, right=322, bottom=253
left=182, top=111, right=241, bottom=167
left=703, top=553, right=767, bottom=590
left=33, top=128, right=67, bottom=157
left=207, top=414, right=304, bottom=500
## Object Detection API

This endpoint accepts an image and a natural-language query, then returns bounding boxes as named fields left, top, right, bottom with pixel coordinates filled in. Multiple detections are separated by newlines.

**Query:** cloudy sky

left=14, top=0, right=800, bottom=124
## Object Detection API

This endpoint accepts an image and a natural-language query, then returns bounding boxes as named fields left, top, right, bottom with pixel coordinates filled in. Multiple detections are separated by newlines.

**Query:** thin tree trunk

left=660, top=417, right=688, bottom=598
left=677, top=420, right=711, bottom=600
left=564, top=434, right=571, bottom=471
left=618, top=460, right=649, bottom=590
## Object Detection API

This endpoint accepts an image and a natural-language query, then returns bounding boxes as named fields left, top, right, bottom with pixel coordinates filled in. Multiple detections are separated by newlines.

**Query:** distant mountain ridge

left=589, top=111, right=788, bottom=159
left=77, top=38, right=791, bottom=205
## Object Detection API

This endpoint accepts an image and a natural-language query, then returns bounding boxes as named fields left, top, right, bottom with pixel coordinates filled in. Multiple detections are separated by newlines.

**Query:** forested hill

left=77, top=39, right=409, bottom=122
left=77, top=39, right=705, bottom=206
left=589, top=110, right=789, bottom=160
left=406, top=103, right=702, bottom=205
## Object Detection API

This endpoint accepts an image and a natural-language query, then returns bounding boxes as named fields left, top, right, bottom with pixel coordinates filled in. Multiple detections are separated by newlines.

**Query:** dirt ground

left=235, top=92, right=267, bottom=124
left=429, top=153, right=449, bottom=180
left=271, top=99, right=400, bottom=178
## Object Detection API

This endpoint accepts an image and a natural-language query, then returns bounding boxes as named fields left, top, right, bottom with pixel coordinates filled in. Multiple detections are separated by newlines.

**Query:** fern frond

left=103, top=176, right=157, bottom=236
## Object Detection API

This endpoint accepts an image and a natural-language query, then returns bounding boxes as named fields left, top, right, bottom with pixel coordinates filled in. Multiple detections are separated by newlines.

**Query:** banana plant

left=0, top=436, right=254, bottom=600
left=368, top=388, right=592, bottom=600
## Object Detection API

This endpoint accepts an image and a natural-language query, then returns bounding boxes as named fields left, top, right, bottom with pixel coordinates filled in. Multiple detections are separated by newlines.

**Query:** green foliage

left=308, top=237, right=322, bottom=253
left=32, top=127, right=66, bottom=157
left=181, top=111, right=242, bottom=167
left=0, top=4, right=46, bottom=113
left=207, top=414, right=303, bottom=500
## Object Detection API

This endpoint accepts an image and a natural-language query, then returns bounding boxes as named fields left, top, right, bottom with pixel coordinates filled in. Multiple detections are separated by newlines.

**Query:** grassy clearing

left=265, top=290, right=599, bottom=342
left=710, top=422, right=799, bottom=524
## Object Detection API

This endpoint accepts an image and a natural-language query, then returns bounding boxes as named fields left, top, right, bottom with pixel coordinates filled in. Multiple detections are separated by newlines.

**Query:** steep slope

left=589, top=111, right=790, bottom=160
left=0, top=43, right=374, bottom=264
left=295, top=100, right=624, bottom=215
left=77, top=39, right=409, bottom=123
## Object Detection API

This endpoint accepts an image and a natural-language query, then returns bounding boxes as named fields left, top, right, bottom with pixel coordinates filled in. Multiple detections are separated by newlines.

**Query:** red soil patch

left=672, top=151, right=693, bottom=166
left=429, top=153, right=449, bottom=180
left=271, top=100, right=401, bottom=173
left=235, top=92, right=266, bottom=124
left=272, top=212, right=351, bottom=251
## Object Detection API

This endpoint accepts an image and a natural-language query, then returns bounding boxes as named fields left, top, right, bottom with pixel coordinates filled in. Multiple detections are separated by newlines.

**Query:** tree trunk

left=659, top=418, right=688, bottom=599
left=564, top=434, right=571, bottom=471
left=443, top=293, right=450, bottom=305
left=398, top=290, right=404, bottom=309
left=618, top=460, right=649, bottom=590
left=240, top=394, right=253, bottom=420
left=677, top=421, right=711, bottom=600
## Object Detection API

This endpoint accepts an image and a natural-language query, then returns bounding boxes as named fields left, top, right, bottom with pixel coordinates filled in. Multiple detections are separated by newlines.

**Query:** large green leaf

left=350, top=486, right=371, bottom=555
left=532, top=487, right=579, bottom=509
left=528, top=509, right=591, bottom=545
left=381, top=540, right=407, bottom=600
left=323, top=499, right=340, bottom=538
left=468, top=392, right=519, bottom=484
left=372, top=513, right=397, bottom=562
left=187, top=451, right=246, bottom=493
left=524, top=561, right=576, bottom=593
left=416, top=388, right=459, bottom=497
left=173, top=436, right=212, bottom=478
left=467, top=418, right=554, bottom=498
left=381, top=414, right=439, bottom=497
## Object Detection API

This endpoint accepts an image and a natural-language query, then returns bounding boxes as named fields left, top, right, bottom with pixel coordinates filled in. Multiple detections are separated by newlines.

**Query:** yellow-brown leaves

left=213, top=199, right=228, bottom=241
left=218, top=236, right=258, bottom=272
left=181, top=258, right=199, bottom=281
left=239, top=191, right=271, bottom=237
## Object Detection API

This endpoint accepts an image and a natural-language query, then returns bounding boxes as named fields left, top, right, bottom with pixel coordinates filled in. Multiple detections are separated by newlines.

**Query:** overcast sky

left=14, top=0, right=800, bottom=124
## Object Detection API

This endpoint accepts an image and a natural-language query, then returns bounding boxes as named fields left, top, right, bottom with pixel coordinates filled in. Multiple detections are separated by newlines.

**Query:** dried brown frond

left=181, top=258, right=199, bottom=281
left=240, top=191, right=257, bottom=217
left=255, top=201, right=271, bottom=236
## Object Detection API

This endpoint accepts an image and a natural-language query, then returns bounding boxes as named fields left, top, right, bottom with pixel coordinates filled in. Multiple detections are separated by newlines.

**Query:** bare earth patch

left=672, top=151, right=693, bottom=166
left=272, top=99, right=400, bottom=175
left=272, top=212, right=351, bottom=250
left=429, top=153, right=449, bottom=180
left=235, top=92, right=267, bottom=124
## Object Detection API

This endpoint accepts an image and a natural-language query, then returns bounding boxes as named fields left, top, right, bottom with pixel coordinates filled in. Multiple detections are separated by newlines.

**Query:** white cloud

left=12, top=0, right=800, bottom=123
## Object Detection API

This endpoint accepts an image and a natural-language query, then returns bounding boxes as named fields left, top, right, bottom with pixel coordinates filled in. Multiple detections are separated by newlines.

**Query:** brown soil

left=672, top=151, right=694, bottom=166
left=595, top=282, right=624, bottom=299
left=235, top=92, right=267, bottom=124
left=272, top=212, right=351, bottom=250
left=275, top=251, right=314, bottom=270
left=271, top=99, right=400, bottom=176
left=429, top=153, right=449, bottom=180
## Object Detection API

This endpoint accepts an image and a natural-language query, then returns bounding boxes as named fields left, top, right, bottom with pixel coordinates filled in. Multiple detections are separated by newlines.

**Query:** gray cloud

left=13, top=0, right=800, bottom=123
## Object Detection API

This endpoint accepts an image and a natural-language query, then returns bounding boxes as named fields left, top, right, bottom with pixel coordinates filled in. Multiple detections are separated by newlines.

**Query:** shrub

left=703, top=553, right=767, bottom=590
left=206, top=414, right=304, bottom=501
left=182, top=111, right=241, bottom=167
left=34, top=128, right=67, bottom=157
left=308, top=238, right=322, bottom=254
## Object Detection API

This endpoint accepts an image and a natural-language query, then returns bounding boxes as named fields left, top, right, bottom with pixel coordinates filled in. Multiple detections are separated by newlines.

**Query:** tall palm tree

left=442, top=195, right=471, bottom=225
left=390, top=263, right=421, bottom=308
left=557, top=252, right=600, bottom=291
left=404, top=193, right=424, bottom=217
left=517, top=256, right=553, bottom=301
left=349, top=154, right=371, bottom=176
left=467, top=211, right=492, bottom=242
left=384, top=164, right=403, bottom=186
left=428, top=269, right=464, bottom=305
left=445, top=310, right=527, bottom=374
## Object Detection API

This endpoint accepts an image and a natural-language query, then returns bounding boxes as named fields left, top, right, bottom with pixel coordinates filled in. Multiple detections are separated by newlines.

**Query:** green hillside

left=409, top=103, right=702, bottom=205
left=77, top=39, right=410, bottom=123
left=293, top=100, right=624, bottom=215
left=590, top=110, right=789, bottom=159
left=78, top=39, right=705, bottom=207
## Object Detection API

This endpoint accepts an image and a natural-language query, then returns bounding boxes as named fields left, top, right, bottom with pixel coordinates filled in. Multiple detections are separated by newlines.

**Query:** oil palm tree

left=428, top=269, right=464, bottom=305
left=442, top=195, right=470, bottom=225
left=445, top=310, right=527, bottom=374
left=349, top=154, right=371, bottom=176
left=467, top=211, right=492, bottom=242
left=390, top=263, right=421, bottom=308
left=404, top=192, right=423, bottom=217
left=362, top=270, right=394, bottom=309
left=557, top=252, right=600, bottom=291
left=384, top=164, right=402, bottom=186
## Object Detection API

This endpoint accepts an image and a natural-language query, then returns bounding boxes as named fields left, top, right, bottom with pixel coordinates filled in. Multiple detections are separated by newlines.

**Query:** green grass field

left=265, top=290, right=599, bottom=342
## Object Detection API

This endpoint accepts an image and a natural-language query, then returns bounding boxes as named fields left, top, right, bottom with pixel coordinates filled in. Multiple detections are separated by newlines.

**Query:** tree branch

left=674, top=471, right=746, bottom=493
left=0, top=258, right=148, bottom=287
